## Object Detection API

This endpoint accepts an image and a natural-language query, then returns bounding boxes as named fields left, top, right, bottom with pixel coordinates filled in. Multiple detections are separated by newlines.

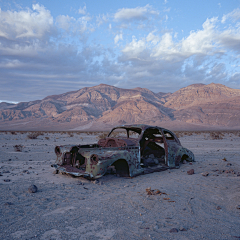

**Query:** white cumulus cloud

left=114, top=4, right=158, bottom=21
left=122, top=36, right=146, bottom=58
left=0, top=4, right=53, bottom=39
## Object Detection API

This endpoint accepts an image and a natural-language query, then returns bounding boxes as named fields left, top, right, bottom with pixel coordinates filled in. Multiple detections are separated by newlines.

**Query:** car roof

left=113, top=124, right=164, bottom=131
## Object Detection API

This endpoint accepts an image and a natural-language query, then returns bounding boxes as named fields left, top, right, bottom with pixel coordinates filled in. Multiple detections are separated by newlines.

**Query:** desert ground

left=0, top=130, right=240, bottom=240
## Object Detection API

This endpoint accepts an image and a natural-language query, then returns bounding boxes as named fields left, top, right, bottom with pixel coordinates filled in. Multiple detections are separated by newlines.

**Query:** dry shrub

left=175, top=131, right=191, bottom=138
left=45, top=136, right=50, bottom=140
left=97, top=132, right=108, bottom=140
left=175, top=132, right=180, bottom=138
left=10, top=131, right=17, bottom=135
left=175, top=132, right=185, bottom=138
left=27, top=132, right=41, bottom=139
left=67, top=132, right=74, bottom=137
left=210, top=132, right=224, bottom=140
left=14, top=144, right=23, bottom=152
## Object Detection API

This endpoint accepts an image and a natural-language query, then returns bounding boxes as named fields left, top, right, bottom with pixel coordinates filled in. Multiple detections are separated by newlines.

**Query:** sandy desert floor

left=0, top=131, right=240, bottom=240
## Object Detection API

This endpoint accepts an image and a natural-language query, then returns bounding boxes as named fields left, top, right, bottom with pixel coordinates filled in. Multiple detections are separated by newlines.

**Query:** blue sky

left=0, top=0, right=240, bottom=102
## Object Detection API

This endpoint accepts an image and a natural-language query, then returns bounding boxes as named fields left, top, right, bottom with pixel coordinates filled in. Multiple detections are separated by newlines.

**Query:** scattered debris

left=163, top=198, right=170, bottom=200
left=93, top=180, right=99, bottom=184
left=216, top=206, right=221, bottom=210
left=77, top=182, right=84, bottom=185
left=188, top=197, right=194, bottom=214
left=145, top=187, right=166, bottom=195
left=169, top=228, right=178, bottom=233
left=225, top=169, right=235, bottom=174
left=226, top=163, right=232, bottom=166
left=28, top=185, right=38, bottom=193
left=179, top=227, right=187, bottom=231
left=187, top=169, right=194, bottom=175
left=201, top=172, right=209, bottom=177
left=4, top=179, right=11, bottom=182
left=153, top=225, right=159, bottom=230
left=236, top=205, right=240, bottom=209
left=53, top=169, right=59, bottom=174
left=4, top=202, right=13, bottom=206
left=222, top=157, right=227, bottom=161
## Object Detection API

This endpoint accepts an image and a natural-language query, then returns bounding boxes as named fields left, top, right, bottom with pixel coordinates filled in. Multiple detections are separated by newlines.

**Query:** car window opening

left=140, top=128, right=166, bottom=167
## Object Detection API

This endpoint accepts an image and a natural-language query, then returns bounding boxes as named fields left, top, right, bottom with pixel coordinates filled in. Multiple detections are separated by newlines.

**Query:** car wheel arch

left=112, top=159, right=130, bottom=177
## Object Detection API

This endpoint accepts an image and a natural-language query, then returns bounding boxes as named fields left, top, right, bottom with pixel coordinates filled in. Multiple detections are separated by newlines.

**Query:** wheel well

left=112, top=159, right=129, bottom=177
left=181, top=154, right=189, bottom=162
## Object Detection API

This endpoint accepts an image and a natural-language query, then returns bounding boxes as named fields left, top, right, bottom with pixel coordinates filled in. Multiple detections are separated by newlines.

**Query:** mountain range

left=0, top=83, right=240, bottom=131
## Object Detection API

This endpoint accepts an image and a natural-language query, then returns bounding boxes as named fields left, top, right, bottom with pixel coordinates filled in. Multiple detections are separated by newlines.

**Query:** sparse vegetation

left=210, top=132, right=224, bottom=140
left=27, top=132, right=42, bottom=139
left=97, top=132, right=108, bottom=140
left=14, top=144, right=23, bottom=152
left=67, top=132, right=74, bottom=137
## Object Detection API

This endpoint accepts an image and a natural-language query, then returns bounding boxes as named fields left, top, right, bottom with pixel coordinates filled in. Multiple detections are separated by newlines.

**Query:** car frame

left=52, top=124, right=195, bottom=178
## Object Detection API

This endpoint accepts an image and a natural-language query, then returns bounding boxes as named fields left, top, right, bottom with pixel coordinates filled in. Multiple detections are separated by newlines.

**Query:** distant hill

left=0, top=83, right=240, bottom=131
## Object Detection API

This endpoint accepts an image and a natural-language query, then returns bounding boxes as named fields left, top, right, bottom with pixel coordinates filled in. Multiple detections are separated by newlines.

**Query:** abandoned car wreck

left=51, top=124, right=195, bottom=179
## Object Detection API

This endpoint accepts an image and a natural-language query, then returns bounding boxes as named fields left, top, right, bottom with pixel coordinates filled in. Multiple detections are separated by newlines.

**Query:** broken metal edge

left=51, top=164, right=94, bottom=178
left=51, top=163, right=173, bottom=179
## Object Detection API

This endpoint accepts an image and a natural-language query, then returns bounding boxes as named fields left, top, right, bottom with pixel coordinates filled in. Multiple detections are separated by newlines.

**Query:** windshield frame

left=107, top=127, right=142, bottom=139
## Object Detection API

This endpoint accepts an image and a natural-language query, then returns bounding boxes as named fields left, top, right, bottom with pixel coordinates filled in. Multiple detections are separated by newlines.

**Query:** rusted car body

left=52, top=124, right=194, bottom=178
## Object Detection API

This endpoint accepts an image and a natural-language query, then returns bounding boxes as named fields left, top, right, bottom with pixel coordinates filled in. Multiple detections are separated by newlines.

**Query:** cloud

left=114, top=33, right=123, bottom=44
left=120, top=17, right=222, bottom=63
left=56, top=15, right=75, bottom=31
left=150, top=17, right=219, bottom=60
left=117, top=12, right=240, bottom=92
left=0, top=4, right=53, bottom=39
left=1, top=4, right=240, bottom=102
left=218, top=28, right=240, bottom=52
left=78, top=5, right=86, bottom=15
left=56, top=14, right=92, bottom=33
left=122, top=36, right=146, bottom=58
left=96, top=14, right=108, bottom=26
left=180, top=18, right=218, bottom=55
left=221, top=8, right=240, bottom=23
left=146, top=31, right=160, bottom=44
left=114, top=5, right=158, bottom=21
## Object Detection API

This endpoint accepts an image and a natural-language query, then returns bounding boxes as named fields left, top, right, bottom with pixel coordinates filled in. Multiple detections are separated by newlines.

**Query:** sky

left=1, top=0, right=240, bottom=103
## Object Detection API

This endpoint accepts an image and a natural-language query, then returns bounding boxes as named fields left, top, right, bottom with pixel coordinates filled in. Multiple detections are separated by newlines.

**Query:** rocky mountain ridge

left=0, top=83, right=240, bottom=130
